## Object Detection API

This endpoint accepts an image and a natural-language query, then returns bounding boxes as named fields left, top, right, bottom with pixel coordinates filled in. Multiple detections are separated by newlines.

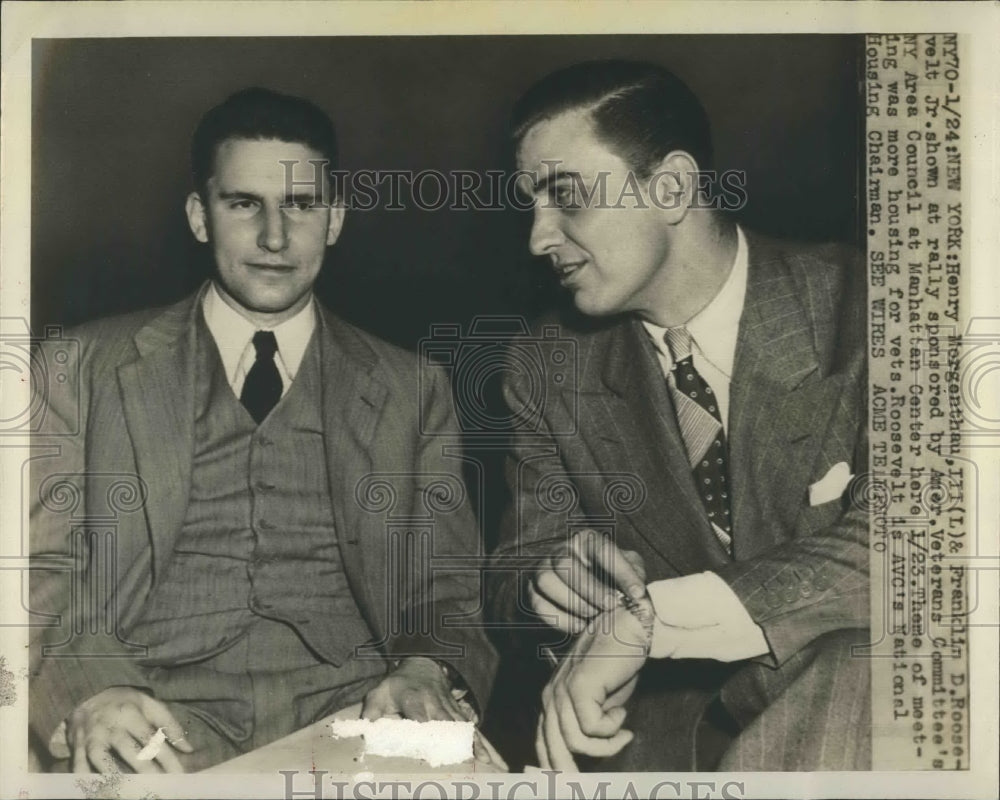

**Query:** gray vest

left=127, top=317, right=383, bottom=745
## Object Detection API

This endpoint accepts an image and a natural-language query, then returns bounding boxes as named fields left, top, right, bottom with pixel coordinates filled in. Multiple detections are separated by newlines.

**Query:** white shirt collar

left=202, top=282, right=316, bottom=387
left=642, top=225, right=748, bottom=378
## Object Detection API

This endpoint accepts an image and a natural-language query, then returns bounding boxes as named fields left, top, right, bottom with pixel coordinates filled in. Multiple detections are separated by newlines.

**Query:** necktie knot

left=663, top=326, right=693, bottom=363
left=252, top=330, right=278, bottom=360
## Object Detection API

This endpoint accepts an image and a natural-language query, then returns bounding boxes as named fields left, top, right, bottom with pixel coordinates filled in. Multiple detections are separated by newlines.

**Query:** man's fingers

left=432, top=698, right=465, bottom=723
left=361, top=689, right=391, bottom=720
left=543, top=689, right=578, bottom=771
left=566, top=531, right=620, bottom=611
left=474, top=731, right=508, bottom=770
left=535, top=565, right=602, bottom=617
left=557, top=685, right=635, bottom=760
left=575, top=699, right=628, bottom=739
left=125, top=714, right=186, bottom=773
left=571, top=673, right=627, bottom=739
left=117, top=716, right=165, bottom=774
left=552, top=678, right=593, bottom=755
left=110, top=731, right=160, bottom=775
left=527, top=581, right=584, bottom=633
left=587, top=535, right=646, bottom=601
left=621, top=550, right=647, bottom=585
left=152, top=740, right=186, bottom=774
left=554, top=677, right=631, bottom=760
left=85, top=743, right=115, bottom=774
left=399, top=694, right=430, bottom=722
left=442, top=695, right=470, bottom=723
left=72, top=745, right=92, bottom=774
left=141, top=698, right=194, bottom=754
left=605, top=673, right=640, bottom=709
left=399, top=690, right=463, bottom=723
left=590, top=728, right=635, bottom=758
left=535, top=710, right=551, bottom=770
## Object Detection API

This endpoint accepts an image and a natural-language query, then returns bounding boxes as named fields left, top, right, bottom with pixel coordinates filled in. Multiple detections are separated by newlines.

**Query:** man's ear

left=648, top=151, right=700, bottom=224
left=185, top=191, right=209, bottom=243
left=326, top=200, right=346, bottom=246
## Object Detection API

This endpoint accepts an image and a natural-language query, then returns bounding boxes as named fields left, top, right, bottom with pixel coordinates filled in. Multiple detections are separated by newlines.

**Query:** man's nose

left=528, top=209, right=565, bottom=256
left=258, top=205, right=289, bottom=252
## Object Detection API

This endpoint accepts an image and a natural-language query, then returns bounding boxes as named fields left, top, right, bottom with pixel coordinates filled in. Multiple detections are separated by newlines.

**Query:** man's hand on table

left=537, top=605, right=648, bottom=771
left=362, top=656, right=471, bottom=722
left=362, top=657, right=503, bottom=767
left=527, top=529, right=647, bottom=634
left=65, top=686, right=194, bottom=774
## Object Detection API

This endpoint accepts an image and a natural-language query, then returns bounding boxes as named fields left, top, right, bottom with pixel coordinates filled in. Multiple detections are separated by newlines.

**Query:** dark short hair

left=511, top=60, right=712, bottom=177
left=191, top=87, right=338, bottom=192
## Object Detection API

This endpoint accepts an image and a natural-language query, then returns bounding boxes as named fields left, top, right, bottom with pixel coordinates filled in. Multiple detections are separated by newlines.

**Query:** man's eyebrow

left=217, top=190, right=262, bottom=201
left=532, top=170, right=577, bottom=194
left=215, top=190, right=320, bottom=204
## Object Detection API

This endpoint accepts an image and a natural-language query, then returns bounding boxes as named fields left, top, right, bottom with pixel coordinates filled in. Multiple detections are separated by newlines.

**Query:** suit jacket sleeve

left=29, top=333, right=153, bottom=747
left=487, top=358, right=577, bottom=655
left=714, top=343, right=870, bottom=666
left=382, top=362, right=498, bottom=710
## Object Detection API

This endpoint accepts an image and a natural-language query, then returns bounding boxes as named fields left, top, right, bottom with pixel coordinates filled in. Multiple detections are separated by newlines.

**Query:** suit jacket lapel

left=729, top=233, right=835, bottom=556
left=317, top=307, right=388, bottom=631
left=573, top=318, right=730, bottom=575
left=117, top=290, right=203, bottom=582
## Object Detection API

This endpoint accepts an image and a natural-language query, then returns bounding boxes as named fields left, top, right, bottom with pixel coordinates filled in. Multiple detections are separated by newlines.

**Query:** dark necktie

left=663, top=326, right=733, bottom=554
left=240, top=330, right=282, bottom=424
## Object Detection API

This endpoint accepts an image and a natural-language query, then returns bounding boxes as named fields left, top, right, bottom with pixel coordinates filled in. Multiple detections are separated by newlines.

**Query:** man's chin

left=214, top=282, right=312, bottom=322
left=571, top=293, right=618, bottom=319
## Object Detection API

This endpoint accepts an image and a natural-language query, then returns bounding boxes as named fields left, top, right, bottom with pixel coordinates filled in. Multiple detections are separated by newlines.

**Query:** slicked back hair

left=191, top=87, right=338, bottom=194
left=511, top=59, right=713, bottom=178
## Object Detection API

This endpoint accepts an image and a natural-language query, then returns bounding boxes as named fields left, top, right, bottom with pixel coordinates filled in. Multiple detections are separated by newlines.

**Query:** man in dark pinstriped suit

left=489, top=60, right=870, bottom=771
left=30, top=88, right=496, bottom=773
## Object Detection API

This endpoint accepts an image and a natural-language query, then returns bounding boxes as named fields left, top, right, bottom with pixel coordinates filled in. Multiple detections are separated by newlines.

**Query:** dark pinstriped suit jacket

left=491, top=231, right=869, bottom=670
left=29, top=285, right=497, bottom=745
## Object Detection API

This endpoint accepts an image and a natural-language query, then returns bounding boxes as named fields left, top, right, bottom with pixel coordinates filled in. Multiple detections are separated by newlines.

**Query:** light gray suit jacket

left=29, top=286, right=497, bottom=743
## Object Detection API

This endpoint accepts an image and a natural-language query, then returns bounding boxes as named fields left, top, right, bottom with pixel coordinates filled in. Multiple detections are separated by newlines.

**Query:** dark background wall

left=32, top=35, right=862, bottom=345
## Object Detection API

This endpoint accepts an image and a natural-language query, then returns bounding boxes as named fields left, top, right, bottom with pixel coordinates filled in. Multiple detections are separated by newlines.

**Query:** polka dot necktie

left=240, top=330, right=282, bottom=424
left=663, top=326, right=733, bottom=554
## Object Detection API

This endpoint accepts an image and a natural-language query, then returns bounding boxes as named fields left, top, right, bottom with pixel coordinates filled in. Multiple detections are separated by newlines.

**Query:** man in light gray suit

left=30, top=88, right=496, bottom=773
left=489, top=60, right=869, bottom=771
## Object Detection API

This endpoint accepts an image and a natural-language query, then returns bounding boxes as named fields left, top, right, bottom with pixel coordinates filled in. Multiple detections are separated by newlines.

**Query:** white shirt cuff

left=647, top=571, right=770, bottom=661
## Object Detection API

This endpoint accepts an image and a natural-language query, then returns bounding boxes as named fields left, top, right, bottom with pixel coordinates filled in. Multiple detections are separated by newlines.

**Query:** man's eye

left=229, top=200, right=257, bottom=211
left=553, top=185, right=580, bottom=208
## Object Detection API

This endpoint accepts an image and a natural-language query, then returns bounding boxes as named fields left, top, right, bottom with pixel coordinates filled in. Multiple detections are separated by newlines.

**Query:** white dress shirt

left=202, top=282, right=316, bottom=398
left=639, top=226, right=770, bottom=662
left=641, top=223, right=748, bottom=433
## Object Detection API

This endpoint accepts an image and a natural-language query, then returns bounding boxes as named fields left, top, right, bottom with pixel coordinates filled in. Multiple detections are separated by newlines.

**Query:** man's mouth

left=247, top=262, right=295, bottom=272
left=553, top=260, right=585, bottom=283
